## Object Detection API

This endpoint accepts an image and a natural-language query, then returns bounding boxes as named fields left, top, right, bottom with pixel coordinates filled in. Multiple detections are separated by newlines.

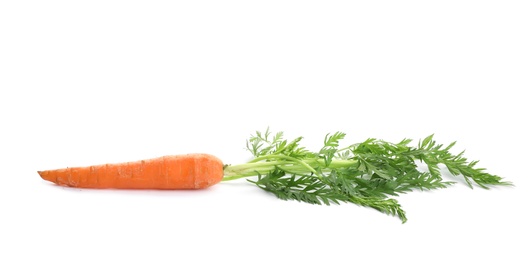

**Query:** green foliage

left=228, top=129, right=512, bottom=223
left=245, top=127, right=311, bottom=159
left=318, top=132, right=346, bottom=166
left=249, top=168, right=407, bottom=223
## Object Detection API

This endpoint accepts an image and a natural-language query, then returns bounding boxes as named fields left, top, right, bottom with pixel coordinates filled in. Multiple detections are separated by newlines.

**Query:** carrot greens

left=223, top=128, right=511, bottom=223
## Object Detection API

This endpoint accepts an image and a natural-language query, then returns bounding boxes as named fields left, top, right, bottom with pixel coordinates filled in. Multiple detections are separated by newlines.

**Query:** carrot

left=38, top=153, right=224, bottom=189
left=37, top=129, right=511, bottom=223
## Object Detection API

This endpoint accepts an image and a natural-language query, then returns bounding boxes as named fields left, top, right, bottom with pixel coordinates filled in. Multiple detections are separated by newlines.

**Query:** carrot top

left=223, top=128, right=512, bottom=223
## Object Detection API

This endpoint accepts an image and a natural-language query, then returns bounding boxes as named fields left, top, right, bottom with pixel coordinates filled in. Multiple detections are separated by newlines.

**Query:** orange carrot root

left=38, top=153, right=224, bottom=190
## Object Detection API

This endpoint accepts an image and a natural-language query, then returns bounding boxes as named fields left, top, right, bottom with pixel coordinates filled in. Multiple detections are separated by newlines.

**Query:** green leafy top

left=245, top=127, right=310, bottom=159
left=223, top=128, right=511, bottom=223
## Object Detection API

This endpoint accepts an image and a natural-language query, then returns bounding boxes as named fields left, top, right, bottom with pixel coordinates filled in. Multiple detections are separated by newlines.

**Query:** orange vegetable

left=38, top=153, right=224, bottom=189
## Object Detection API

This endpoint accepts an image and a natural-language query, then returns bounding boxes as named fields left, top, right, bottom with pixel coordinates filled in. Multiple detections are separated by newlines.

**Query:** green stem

left=223, top=158, right=358, bottom=181
left=222, top=172, right=260, bottom=181
left=249, top=154, right=316, bottom=172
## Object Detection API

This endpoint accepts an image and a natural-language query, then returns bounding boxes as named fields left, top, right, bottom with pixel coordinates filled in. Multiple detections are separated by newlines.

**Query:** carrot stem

left=222, top=158, right=357, bottom=181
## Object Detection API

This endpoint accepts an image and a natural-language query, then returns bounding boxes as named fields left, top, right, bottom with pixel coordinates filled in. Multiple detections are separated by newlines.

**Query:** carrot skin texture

left=38, top=154, right=224, bottom=189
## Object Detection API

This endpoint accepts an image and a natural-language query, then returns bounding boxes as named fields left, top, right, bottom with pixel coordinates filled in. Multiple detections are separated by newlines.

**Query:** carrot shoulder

left=38, top=153, right=224, bottom=190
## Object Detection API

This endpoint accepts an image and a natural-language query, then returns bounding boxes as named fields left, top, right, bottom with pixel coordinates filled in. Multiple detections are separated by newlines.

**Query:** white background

left=1, top=1, right=531, bottom=259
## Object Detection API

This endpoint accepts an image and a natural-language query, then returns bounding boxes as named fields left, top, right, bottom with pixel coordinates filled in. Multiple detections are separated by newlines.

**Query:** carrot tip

left=37, top=171, right=48, bottom=180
